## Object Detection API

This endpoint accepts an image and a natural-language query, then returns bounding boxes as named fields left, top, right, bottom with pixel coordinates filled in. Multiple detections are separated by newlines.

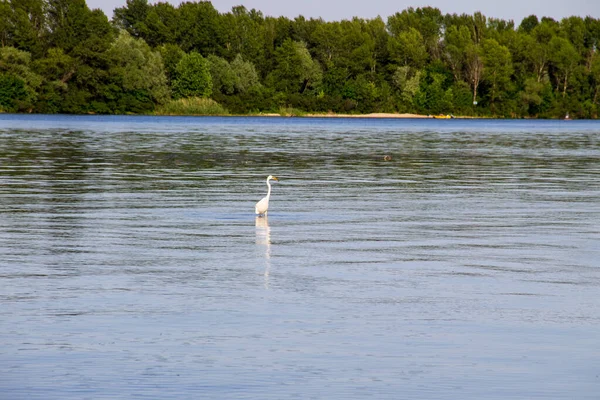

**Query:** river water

left=1, top=115, right=599, bottom=399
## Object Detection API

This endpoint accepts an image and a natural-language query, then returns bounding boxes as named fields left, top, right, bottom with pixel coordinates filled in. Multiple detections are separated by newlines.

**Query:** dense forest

left=1, top=0, right=600, bottom=118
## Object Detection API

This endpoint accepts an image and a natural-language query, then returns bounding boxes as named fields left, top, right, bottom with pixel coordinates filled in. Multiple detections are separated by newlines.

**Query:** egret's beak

left=272, top=176, right=279, bottom=181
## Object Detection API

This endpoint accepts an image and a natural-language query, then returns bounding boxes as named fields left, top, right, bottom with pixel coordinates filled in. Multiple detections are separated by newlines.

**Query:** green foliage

left=1, top=0, right=45, bottom=57
left=107, top=30, right=170, bottom=106
left=46, top=0, right=115, bottom=54
left=519, top=15, right=539, bottom=33
left=392, top=66, right=422, bottom=108
left=158, top=43, right=185, bottom=84
left=278, top=106, right=306, bottom=117
left=113, top=0, right=150, bottom=37
left=230, top=54, right=261, bottom=93
left=0, top=73, right=28, bottom=111
left=414, top=70, right=452, bottom=114
left=0, top=46, right=42, bottom=111
left=388, top=7, right=443, bottom=59
left=174, top=1, right=223, bottom=54
left=481, top=38, right=513, bottom=111
left=444, top=25, right=471, bottom=81
left=208, top=53, right=261, bottom=95
left=155, top=97, right=227, bottom=115
left=208, top=54, right=236, bottom=95
left=1, top=1, right=600, bottom=117
left=388, top=28, right=428, bottom=68
left=267, top=39, right=322, bottom=94
left=548, top=36, right=580, bottom=96
left=172, top=51, right=212, bottom=99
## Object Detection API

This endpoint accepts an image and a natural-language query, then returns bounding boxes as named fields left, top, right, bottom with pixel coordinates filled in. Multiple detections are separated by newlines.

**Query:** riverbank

left=306, top=112, right=431, bottom=118
left=255, top=112, right=466, bottom=119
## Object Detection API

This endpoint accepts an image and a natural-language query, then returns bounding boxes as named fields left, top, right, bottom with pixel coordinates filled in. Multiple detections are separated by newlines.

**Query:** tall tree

left=1, top=0, right=45, bottom=57
left=172, top=51, right=212, bottom=99
left=443, top=25, right=471, bottom=82
left=519, top=15, right=539, bottom=34
left=549, top=36, right=580, bottom=96
left=175, top=1, right=222, bottom=54
left=207, top=54, right=235, bottom=95
left=465, top=44, right=483, bottom=106
left=230, top=54, right=261, bottom=93
left=388, top=27, right=427, bottom=68
left=106, top=30, right=170, bottom=110
left=220, top=6, right=264, bottom=62
left=113, top=0, right=150, bottom=39
left=387, top=7, right=443, bottom=60
left=481, top=38, right=513, bottom=111
left=0, top=46, right=42, bottom=111
left=590, top=52, right=600, bottom=111
left=267, top=39, right=321, bottom=94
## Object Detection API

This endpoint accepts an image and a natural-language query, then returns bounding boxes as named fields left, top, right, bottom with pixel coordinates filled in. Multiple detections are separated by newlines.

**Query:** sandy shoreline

left=308, top=112, right=431, bottom=118
left=258, top=112, right=434, bottom=118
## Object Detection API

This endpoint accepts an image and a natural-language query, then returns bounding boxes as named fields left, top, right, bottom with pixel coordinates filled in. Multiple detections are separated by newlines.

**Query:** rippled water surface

left=1, top=115, right=600, bottom=399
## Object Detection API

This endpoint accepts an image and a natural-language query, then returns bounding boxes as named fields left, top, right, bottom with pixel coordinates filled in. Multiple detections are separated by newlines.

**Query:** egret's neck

left=266, top=180, right=272, bottom=198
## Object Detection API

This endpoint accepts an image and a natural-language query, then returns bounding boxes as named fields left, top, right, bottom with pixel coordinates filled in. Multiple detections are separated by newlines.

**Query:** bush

left=278, top=106, right=306, bottom=117
left=154, top=97, right=228, bottom=115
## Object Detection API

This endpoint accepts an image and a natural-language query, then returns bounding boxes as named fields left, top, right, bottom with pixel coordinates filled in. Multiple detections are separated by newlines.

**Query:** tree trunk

left=537, top=63, right=545, bottom=83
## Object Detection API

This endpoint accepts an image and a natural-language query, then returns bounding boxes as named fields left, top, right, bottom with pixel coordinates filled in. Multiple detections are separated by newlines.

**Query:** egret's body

left=255, top=175, right=278, bottom=216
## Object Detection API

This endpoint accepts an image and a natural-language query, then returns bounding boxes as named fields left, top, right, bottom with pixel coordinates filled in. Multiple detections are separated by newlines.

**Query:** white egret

left=255, top=175, right=279, bottom=216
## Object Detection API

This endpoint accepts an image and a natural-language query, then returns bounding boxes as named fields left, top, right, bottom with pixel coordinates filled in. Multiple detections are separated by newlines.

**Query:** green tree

left=589, top=51, right=600, bottom=115
left=560, top=16, right=587, bottom=58
left=141, top=6, right=175, bottom=47
left=46, top=0, right=115, bottom=54
left=221, top=6, right=265, bottom=63
left=523, top=21, right=557, bottom=82
left=388, top=27, right=427, bottom=68
left=549, top=36, right=580, bottom=96
left=342, top=74, right=380, bottom=113
left=175, top=1, right=223, bottom=54
left=312, top=21, right=342, bottom=66
left=0, top=73, right=27, bottom=111
left=107, top=30, right=170, bottom=108
left=230, top=54, right=261, bottom=93
left=32, top=47, right=76, bottom=112
left=415, top=71, right=452, bottom=114
left=465, top=44, right=483, bottom=106
left=207, top=54, right=235, bottom=95
left=172, top=51, right=212, bottom=99
left=481, top=38, right=513, bottom=112
left=114, top=0, right=178, bottom=47
left=1, top=0, right=45, bottom=57
left=519, top=77, right=548, bottom=115
left=392, top=65, right=421, bottom=108
left=444, top=25, right=471, bottom=82
left=0, top=46, right=42, bottom=111
left=43, top=0, right=116, bottom=113
left=267, top=39, right=321, bottom=94
left=387, top=7, right=443, bottom=60
left=113, top=0, right=150, bottom=38
left=519, top=15, right=539, bottom=33
left=0, top=1, right=9, bottom=47
left=158, top=43, right=184, bottom=85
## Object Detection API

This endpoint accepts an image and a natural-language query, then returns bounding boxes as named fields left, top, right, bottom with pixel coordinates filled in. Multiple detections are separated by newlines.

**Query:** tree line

left=2, top=0, right=600, bottom=118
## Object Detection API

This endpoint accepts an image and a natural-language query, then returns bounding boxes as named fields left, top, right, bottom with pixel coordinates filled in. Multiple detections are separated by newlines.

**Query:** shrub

left=154, top=97, right=228, bottom=115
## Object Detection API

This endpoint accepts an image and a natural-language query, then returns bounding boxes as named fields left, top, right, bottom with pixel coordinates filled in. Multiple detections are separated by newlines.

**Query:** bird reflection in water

left=255, top=216, right=271, bottom=288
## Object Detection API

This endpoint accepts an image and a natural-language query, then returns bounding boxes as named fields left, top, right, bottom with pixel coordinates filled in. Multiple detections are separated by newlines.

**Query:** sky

left=86, top=0, right=599, bottom=24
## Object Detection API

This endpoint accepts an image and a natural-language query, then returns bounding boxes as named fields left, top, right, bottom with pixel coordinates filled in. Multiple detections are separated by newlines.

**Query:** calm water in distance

left=1, top=114, right=600, bottom=399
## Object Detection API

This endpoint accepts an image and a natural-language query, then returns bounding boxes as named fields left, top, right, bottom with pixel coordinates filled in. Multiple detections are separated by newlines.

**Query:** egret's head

left=267, top=175, right=279, bottom=182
